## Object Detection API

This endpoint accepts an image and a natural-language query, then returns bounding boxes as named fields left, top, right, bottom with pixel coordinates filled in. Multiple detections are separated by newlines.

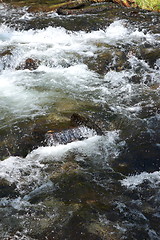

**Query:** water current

left=0, top=3, right=160, bottom=240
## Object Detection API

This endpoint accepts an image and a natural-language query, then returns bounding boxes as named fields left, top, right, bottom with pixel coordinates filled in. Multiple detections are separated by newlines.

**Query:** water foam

left=0, top=130, right=120, bottom=193
left=0, top=20, right=159, bottom=125
left=121, top=171, right=160, bottom=189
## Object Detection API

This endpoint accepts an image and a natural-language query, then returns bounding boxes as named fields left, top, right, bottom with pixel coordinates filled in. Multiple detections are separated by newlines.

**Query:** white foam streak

left=33, top=130, right=120, bottom=165
left=121, top=171, right=160, bottom=189
left=29, top=135, right=102, bottom=162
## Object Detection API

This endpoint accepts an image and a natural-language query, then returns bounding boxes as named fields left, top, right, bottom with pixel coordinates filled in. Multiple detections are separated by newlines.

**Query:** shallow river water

left=0, top=3, right=160, bottom=240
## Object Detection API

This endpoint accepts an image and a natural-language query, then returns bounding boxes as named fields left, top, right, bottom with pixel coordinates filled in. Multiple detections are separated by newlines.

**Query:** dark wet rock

left=56, top=2, right=89, bottom=15
left=46, top=169, right=124, bottom=239
left=1, top=109, right=104, bottom=159
left=24, top=162, right=81, bottom=204
left=0, top=178, right=17, bottom=198
left=26, top=165, right=125, bottom=239
left=57, top=2, right=119, bottom=15
left=0, top=49, right=12, bottom=57
left=140, top=48, right=160, bottom=68
left=2, top=0, right=160, bottom=13
left=51, top=214, right=104, bottom=240
left=45, top=126, right=96, bottom=146
left=24, top=181, right=55, bottom=204
left=27, top=1, right=82, bottom=13
left=88, top=221, right=123, bottom=240
left=16, top=58, right=40, bottom=70
left=15, top=115, right=71, bottom=156
left=0, top=112, right=69, bottom=158
left=50, top=161, right=81, bottom=181
left=85, top=50, right=113, bottom=75
left=85, top=48, right=131, bottom=75
left=27, top=198, right=103, bottom=240
left=45, top=113, right=104, bottom=146
left=51, top=168, right=101, bottom=204
left=129, top=74, right=142, bottom=84
left=108, top=113, right=160, bottom=174
left=0, top=116, right=51, bottom=159
left=3, top=0, right=124, bottom=14
left=2, top=0, right=69, bottom=12
left=1, top=112, right=103, bottom=159
left=71, top=113, right=105, bottom=136
left=113, top=126, right=160, bottom=174
left=111, top=50, right=128, bottom=71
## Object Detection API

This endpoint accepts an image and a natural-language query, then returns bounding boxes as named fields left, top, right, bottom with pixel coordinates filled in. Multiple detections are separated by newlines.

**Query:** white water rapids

left=0, top=20, right=159, bottom=125
left=0, top=5, right=160, bottom=240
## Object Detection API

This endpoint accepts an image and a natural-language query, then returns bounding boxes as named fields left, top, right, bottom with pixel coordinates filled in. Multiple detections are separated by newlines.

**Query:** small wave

left=120, top=171, right=160, bottom=189
left=0, top=130, right=120, bottom=194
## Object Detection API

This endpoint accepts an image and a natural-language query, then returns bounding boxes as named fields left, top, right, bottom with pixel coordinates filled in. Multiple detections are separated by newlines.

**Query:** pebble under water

left=0, top=3, right=160, bottom=240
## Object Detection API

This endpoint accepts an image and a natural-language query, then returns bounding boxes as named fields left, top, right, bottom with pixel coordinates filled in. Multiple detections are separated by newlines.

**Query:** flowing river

left=0, top=3, right=160, bottom=240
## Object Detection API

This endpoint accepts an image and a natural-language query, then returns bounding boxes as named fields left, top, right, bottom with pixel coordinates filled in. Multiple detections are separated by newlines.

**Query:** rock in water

left=45, top=114, right=104, bottom=146
left=71, top=113, right=104, bottom=136
left=45, top=126, right=97, bottom=146
left=0, top=178, right=18, bottom=198
left=16, top=58, right=40, bottom=70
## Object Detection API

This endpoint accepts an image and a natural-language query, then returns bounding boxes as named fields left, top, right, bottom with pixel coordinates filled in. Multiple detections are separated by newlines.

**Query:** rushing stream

left=0, top=3, right=160, bottom=240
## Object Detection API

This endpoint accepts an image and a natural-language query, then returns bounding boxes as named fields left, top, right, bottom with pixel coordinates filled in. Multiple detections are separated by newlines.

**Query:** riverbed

left=0, top=3, right=160, bottom=240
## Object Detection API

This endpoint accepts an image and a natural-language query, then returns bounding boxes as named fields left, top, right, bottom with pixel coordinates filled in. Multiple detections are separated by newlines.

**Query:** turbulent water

left=0, top=3, right=160, bottom=240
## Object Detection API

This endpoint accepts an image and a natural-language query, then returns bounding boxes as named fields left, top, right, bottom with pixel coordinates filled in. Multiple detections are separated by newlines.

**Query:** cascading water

left=0, top=3, right=160, bottom=240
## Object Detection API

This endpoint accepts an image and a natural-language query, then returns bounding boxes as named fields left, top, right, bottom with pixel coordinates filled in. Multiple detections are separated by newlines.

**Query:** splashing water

left=0, top=5, right=160, bottom=240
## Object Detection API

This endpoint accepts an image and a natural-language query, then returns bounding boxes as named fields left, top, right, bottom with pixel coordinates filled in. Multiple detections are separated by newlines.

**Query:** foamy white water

left=0, top=20, right=159, bottom=127
left=0, top=131, right=120, bottom=194
left=121, top=171, right=160, bottom=189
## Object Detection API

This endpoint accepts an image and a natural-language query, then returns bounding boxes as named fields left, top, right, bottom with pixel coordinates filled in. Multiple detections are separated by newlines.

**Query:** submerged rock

left=0, top=178, right=17, bottom=198
left=140, top=47, right=160, bottom=68
left=88, top=221, right=122, bottom=240
left=110, top=114, right=160, bottom=174
left=50, top=161, right=81, bottom=181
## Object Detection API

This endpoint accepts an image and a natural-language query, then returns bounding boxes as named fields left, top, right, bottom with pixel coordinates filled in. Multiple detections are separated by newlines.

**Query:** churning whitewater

left=0, top=4, right=160, bottom=240
left=0, top=20, right=159, bottom=125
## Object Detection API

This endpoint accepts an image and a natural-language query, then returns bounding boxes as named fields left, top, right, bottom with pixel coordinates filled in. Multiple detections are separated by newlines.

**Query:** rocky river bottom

left=0, top=3, right=160, bottom=240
